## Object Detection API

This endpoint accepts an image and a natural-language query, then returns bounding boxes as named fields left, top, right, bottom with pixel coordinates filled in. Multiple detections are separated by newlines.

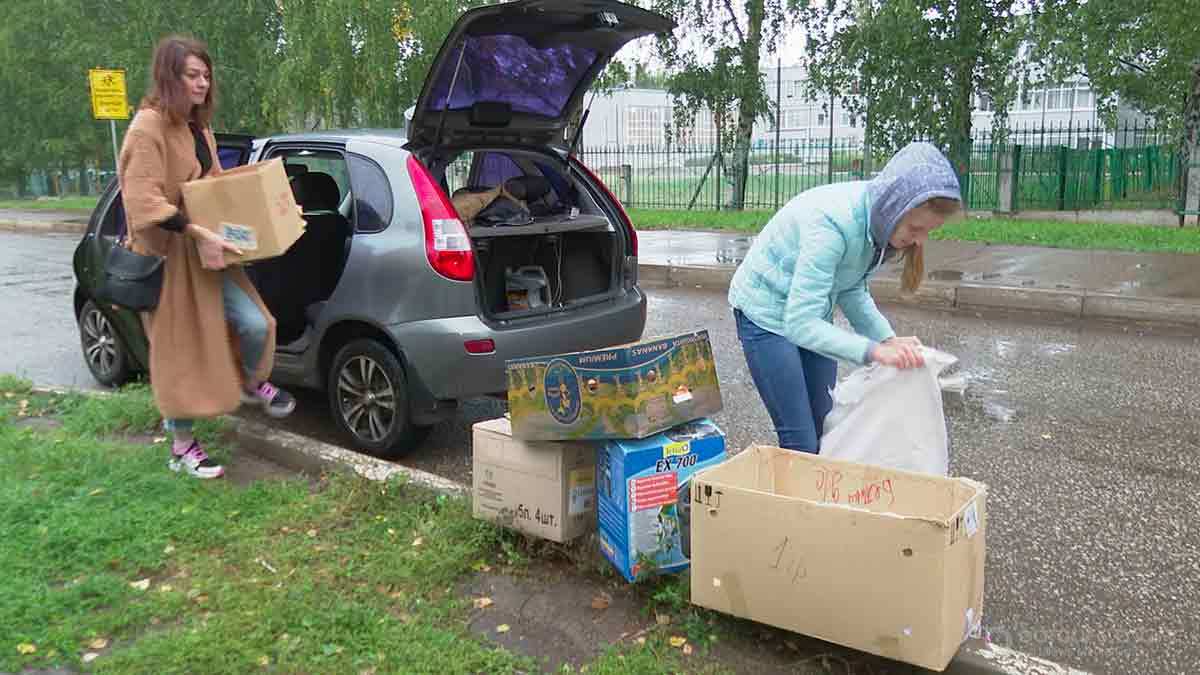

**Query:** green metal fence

left=578, top=121, right=1183, bottom=214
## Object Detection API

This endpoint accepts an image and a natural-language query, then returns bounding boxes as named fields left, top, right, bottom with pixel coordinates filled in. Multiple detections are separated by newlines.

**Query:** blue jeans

left=734, top=309, right=837, bottom=454
left=166, top=272, right=269, bottom=435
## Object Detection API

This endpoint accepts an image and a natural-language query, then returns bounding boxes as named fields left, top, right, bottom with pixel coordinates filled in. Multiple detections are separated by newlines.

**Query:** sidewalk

left=639, top=230, right=1200, bottom=326
left=0, top=207, right=89, bottom=234
left=6, top=207, right=1199, bottom=326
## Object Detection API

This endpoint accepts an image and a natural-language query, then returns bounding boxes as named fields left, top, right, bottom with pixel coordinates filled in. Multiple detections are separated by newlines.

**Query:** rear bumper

left=388, top=288, right=647, bottom=400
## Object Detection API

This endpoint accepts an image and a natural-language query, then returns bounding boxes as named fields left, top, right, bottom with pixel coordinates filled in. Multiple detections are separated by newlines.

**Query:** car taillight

left=407, top=155, right=474, bottom=282
left=573, top=158, right=637, bottom=257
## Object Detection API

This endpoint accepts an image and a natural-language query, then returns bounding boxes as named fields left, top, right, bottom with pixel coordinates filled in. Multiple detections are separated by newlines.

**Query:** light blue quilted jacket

left=728, top=142, right=961, bottom=365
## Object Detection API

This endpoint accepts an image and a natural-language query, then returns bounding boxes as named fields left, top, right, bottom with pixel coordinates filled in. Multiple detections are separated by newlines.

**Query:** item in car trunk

left=505, top=266, right=550, bottom=311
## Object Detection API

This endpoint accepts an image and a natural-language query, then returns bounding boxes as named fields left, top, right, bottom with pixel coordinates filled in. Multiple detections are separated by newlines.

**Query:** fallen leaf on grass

left=473, top=597, right=494, bottom=609
left=89, top=638, right=109, bottom=649
left=82, top=652, right=100, bottom=663
left=130, top=579, right=151, bottom=591
left=193, top=594, right=209, bottom=604
left=590, top=593, right=612, bottom=610
left=411, top=537, right=424, bottom=547
left=159, top=584, right=174, bottom=593
left=669, top=636, right=687, bottom=649
left=153, top=436, right=167, bottom=444
left=3, top=392, right=13, bottom=398
left=88, top=488, right=105, bottom=497
left=17, top=643, right=36, bottom=655
left=163, top=544, right=175, bottom=554
left=636, top=637, right=646, bottom=645
left=496, top=624, right=511, bottom=634
left=387, top=528, right=396, bottom=536
left=257, top=655, right=270, bottom=667
left=306, top=529, right=318, bottom=538
left=360, top=668, right=378, bottom=675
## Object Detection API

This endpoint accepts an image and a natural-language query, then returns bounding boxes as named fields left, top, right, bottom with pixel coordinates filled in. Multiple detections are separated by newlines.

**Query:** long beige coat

left=118, top=107, right=276, bottom=420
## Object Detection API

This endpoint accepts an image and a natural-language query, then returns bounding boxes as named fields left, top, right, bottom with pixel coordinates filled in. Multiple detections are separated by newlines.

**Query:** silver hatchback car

left=72, top=0, right=672, bottom=455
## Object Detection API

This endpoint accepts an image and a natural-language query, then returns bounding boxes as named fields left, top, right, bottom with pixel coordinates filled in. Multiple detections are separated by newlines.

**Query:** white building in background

left=579, top=64, right=1151, bottom=153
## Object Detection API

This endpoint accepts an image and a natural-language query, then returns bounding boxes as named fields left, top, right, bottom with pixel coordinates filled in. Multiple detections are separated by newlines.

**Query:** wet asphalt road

left=4, top=230, right=1200, bottom=673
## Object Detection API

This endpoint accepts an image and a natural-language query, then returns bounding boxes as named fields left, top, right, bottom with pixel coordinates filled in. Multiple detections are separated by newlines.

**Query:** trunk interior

left=432, top=148, right=624, bottom=320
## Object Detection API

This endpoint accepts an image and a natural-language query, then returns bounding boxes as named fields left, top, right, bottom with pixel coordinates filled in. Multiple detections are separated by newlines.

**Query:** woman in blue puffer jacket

left=728, top=141, right=962, bottom=454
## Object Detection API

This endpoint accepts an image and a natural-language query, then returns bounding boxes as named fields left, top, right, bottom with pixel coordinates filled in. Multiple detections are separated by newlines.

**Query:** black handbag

left=96, top=240, right=164, bottom=311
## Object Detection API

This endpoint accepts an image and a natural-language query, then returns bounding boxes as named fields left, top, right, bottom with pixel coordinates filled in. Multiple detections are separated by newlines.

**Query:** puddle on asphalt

left=982, top=399, right=1017, bottom=423
left=716, top=236, right=754, bottom=265
left=953, top=365, right=1017, bottom=424
left=928, top=269, right=965, bottom=282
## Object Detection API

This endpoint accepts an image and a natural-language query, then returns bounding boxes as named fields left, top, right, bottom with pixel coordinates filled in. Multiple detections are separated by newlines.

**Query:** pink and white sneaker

left=168, top=441, right=225, bottom=479
left=241, top=382, right=296, bottom=418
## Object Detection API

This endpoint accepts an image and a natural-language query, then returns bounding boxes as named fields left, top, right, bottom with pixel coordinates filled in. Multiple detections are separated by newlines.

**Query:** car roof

left=259, top=128, right=409, bottom=149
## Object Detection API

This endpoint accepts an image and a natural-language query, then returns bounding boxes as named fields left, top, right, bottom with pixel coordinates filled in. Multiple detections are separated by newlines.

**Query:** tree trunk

left=730, top=0, right=766, bottom=210
left=948, top=0, right=976, bottom=202
left=78, top=157, right=89, bottom=196
left=1180, top=60, right=1200, bottom=226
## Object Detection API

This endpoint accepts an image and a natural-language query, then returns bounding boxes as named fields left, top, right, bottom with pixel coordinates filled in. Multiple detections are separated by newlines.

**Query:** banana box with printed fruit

left=505, top=330, right=723, bottom=442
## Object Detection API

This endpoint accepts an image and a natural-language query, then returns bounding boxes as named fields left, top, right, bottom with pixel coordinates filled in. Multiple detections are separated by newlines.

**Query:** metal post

left=110, top=120, right=119, bottom=175
left=774, top=59, right=782, bottom=211
left=827, top=87, right=835, bottom=184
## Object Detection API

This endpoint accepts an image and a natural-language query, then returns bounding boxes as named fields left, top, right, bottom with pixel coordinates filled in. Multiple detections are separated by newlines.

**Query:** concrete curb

left=640, top=262, right=1200, bottom=327
left=230, top=415, right=468, bottom=495
left=949, top=640, right=1090, bottom=675
left=0, top=220, right=87, bottom=235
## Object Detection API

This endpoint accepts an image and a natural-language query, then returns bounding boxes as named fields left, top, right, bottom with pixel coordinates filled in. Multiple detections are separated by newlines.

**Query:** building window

left=625, top=105, right=670, bottom=147
left=977, top=94, right=994, bottom=112
left=1076, top=85, right=1094, bottom=109
left=782, top=108, right=809, bottom=129
left=840, top=112, right=852, bottom=126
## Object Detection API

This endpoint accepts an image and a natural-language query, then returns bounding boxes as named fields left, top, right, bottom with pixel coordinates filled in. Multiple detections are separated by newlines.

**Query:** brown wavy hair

left=901, top=197, right=961, bottom=293
left=140, top=35, right=216, bottom=126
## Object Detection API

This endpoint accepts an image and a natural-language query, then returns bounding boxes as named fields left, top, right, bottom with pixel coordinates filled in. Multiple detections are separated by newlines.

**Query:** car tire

left=78, top=300, right=133, bottom=387
left=327, top=339, right=422, bottom=457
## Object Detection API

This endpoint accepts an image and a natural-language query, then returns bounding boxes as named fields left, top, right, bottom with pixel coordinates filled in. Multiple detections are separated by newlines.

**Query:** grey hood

left=867, top=142, right=962, bottom=250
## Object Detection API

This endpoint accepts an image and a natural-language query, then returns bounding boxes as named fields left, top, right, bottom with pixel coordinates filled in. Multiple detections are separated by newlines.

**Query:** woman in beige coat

left=119, top=36, right=295, bottom=479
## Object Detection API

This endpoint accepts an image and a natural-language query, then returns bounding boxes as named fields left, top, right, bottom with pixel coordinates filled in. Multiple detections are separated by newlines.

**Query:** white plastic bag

left=820, top=347, right=959, bottom=475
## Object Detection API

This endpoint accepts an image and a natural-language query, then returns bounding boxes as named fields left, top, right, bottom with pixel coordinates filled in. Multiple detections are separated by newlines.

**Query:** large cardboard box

left=506, top=330, right=723, bottom=441
left=689, top=445, right=986, bottom=671
left=597, top=419, right=726, bottom=582
left=180, top=157, right=306, bottom=264
left=471, top=417, right=597, bottom=543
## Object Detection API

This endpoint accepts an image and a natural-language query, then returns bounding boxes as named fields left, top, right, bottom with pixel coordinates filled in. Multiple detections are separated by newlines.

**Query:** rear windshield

left=424, top=35, right=598, bottom=119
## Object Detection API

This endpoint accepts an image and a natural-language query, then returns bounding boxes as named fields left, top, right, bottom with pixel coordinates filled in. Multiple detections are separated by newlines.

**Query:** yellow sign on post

left=89, top=68, right=129, bottom=120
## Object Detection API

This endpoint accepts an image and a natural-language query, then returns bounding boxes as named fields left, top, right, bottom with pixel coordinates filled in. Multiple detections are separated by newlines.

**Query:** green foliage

left=651, top=0, right=800, bottom=208
left=801, top=0, right=1024, bottom=170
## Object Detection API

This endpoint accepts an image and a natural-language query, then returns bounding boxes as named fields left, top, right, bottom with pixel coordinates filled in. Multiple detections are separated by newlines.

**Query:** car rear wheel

left=79, top=300, right=132, bottom=387
left=327, top=339, right=423, bottom=457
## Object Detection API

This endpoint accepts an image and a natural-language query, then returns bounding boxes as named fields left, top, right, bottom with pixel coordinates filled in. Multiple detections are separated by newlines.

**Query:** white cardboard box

left=472, top=417, right=596, bottom=543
